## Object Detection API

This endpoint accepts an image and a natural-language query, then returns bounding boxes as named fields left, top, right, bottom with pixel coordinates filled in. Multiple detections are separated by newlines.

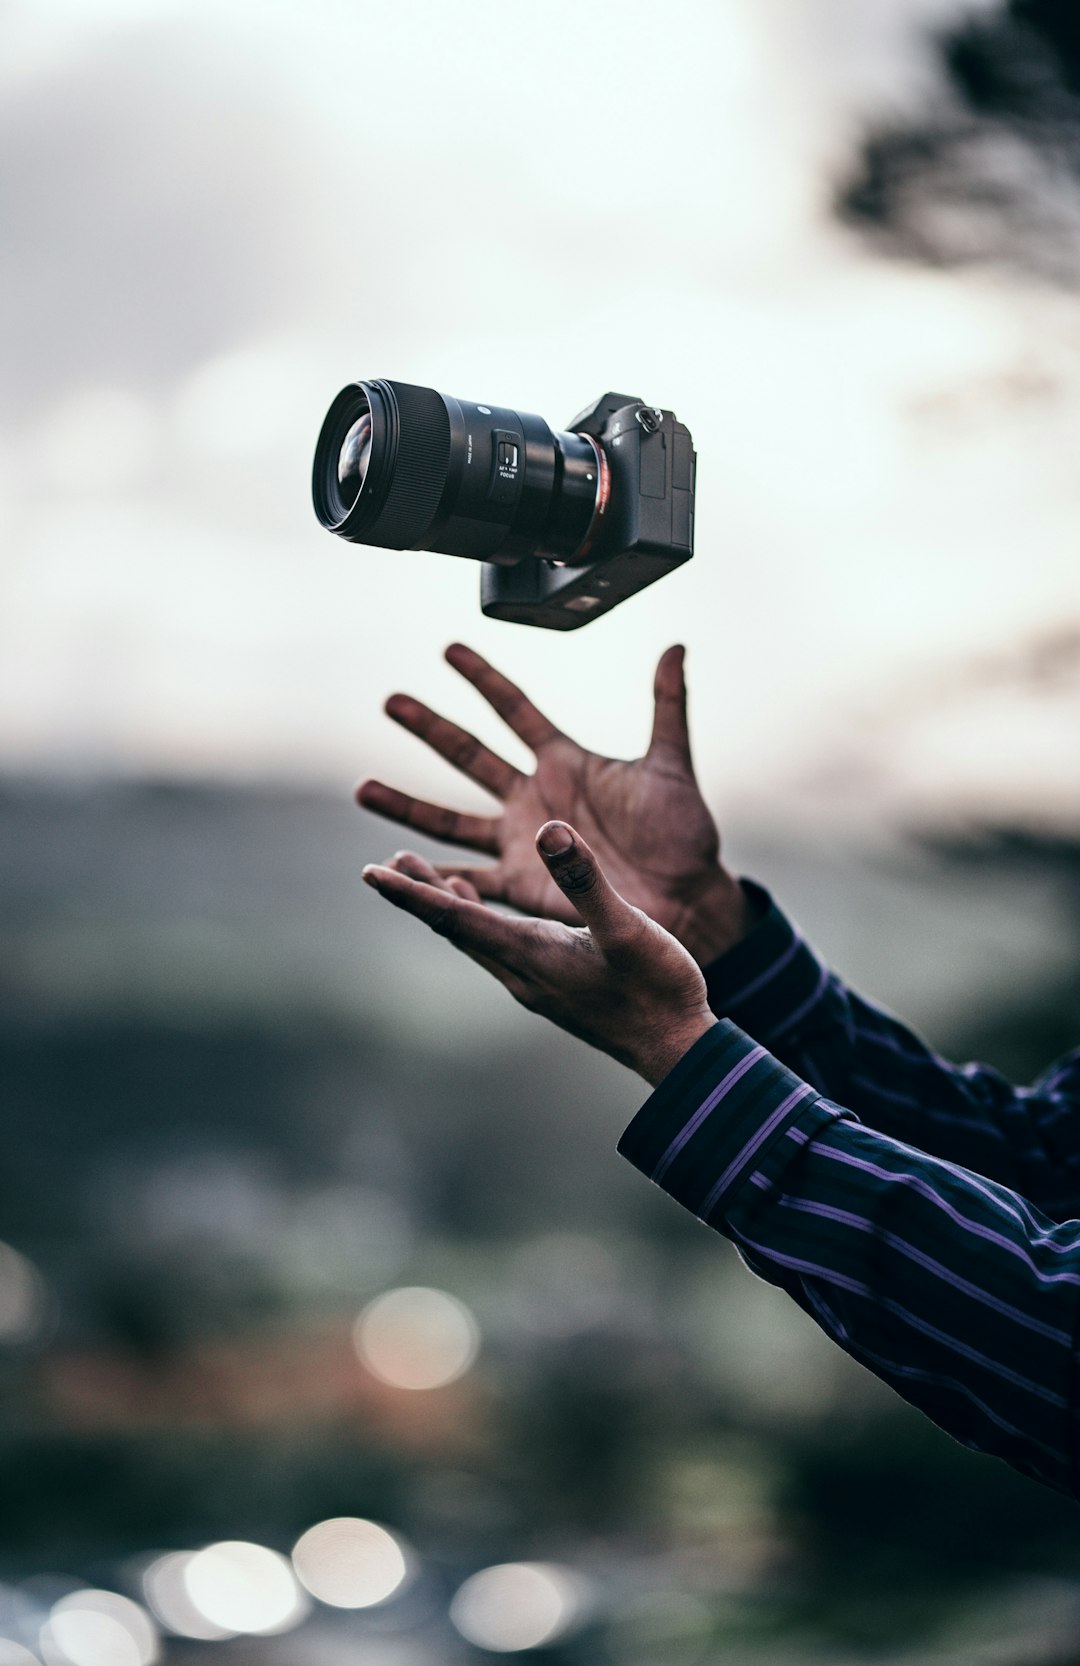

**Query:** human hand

left=357, top=643, right=756, bottom=966
left=362, top=824, right=717, bottom=1087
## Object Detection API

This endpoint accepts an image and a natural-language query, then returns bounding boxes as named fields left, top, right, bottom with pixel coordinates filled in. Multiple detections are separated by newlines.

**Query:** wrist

left=677, top=869, right=762, bottom=968
left=635, top=1012, right=718, bottom=1089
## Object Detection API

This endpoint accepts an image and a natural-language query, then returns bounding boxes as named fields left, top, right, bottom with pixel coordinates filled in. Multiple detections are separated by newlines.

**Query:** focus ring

left=363, top=381, right=452, bottom=549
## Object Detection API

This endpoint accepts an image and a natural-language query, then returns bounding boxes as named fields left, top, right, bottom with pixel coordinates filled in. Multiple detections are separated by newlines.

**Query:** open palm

left=357, top=643, right=747, bottom=964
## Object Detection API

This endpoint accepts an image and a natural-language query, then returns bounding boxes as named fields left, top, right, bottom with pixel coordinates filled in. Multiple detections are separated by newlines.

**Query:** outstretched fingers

left=356, top=780, right=499, bottom=854
left=384, top=692, right=523, bottom=800
left=362, top=862, right=527, bottom=985
left=445, top=643, right=563, bottom=753
left=647, top=644, right=693, bottom=767
left=433, top=864, right=506, bottom=903
left=386, top=850, right=483, bottom=906
left=445, top=875, right=484, bottom=904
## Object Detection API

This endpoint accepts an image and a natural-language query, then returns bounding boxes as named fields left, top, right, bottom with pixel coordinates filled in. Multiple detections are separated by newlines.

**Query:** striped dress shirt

left=617, top=883, right=1080, bottom=1497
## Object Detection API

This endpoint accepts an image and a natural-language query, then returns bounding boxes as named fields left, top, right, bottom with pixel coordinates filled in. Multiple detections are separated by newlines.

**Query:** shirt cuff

left=702, top=881, right=832, bottom=1046
left=618, top=1019, right=848, bottom=1226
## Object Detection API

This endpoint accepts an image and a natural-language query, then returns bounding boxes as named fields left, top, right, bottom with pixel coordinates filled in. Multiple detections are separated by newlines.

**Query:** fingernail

left=362, top=866, right=385, bottom=888
left=538, top=822, right=574, bottom=856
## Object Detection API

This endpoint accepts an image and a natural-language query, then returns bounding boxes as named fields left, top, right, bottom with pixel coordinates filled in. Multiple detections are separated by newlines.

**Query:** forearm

left=701, top=884, right=1080, bottom=1212
left=620, top=1022, right=1080, bottom=1497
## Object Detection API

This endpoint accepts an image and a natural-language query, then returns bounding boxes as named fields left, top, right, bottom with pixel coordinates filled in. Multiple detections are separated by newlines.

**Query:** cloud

left=0, top=19, right=333, bottom=422
left=838, top=0, right=1080, bottom=284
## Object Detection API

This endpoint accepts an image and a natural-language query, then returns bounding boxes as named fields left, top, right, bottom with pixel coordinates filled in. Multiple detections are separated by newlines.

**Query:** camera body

left=312, top=380, right=696, bottom=631
left=481, top=392, right=696, bottom=630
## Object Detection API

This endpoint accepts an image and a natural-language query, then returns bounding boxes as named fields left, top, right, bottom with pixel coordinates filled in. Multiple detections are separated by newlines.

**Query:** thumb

left=647, top=644, right=693, bottom=767
left=535, top=822, right=639, bottom=947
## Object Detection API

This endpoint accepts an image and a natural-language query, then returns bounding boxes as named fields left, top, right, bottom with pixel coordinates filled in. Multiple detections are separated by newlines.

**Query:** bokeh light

left=0, top=1642, right=41, bottom=1666
left=39, top=1590, right=158, bottom=1666
left=353, top=1286, right=480, bottom=1391
left=448, top=1562, right=586, bottom=1653
left=181, top=1542, right=308, bottom=1636
left=0, top=1578, right=40, bottom=1650
left=291, top=1517, right=409, bottom=1609
left=0, top=1242, right=46, bottom=1344
left=140, top=1554, right=233, bottom=1641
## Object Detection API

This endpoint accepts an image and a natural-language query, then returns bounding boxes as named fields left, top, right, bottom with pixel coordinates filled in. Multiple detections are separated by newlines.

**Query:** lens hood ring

left=313, top=379, right=453, bottom=550
left=312, top=381, right=398, bottom=534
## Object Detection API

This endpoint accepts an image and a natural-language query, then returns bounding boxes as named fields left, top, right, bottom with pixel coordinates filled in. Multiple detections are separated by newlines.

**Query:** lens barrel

left=312, top=379, right=609, bottom=569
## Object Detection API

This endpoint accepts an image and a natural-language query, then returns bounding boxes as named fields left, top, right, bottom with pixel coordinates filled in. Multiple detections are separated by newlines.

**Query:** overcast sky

left=3, top=0, right=1079, bottom=830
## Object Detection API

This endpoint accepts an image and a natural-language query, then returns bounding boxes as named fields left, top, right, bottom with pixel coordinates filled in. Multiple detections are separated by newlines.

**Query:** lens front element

left=337, top=410, right=373, bottom=509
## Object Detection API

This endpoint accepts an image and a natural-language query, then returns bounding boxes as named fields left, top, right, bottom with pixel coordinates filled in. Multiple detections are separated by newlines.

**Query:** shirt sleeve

left=618, top=1021, right=1080, bottom=1499
left=703, top=881, right=1080, bottom=1217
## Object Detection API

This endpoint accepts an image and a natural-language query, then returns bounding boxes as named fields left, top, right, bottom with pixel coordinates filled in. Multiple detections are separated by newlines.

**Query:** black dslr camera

left=312, top=380, right=696, bottom=630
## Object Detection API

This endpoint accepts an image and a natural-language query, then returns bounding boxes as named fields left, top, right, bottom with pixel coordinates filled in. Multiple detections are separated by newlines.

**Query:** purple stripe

left=723, top=933, right=803, bottom=1009
left=813, top=1142, right=1080, bottom=1279
left=852, top=1026, right=1078, bottom=1104
left=733, top=1234, right=1067, bottom=1406
left=697, top=1084, right=816, bottom=1218
left=876, top=1295, right=1066, bottom=1406
left=852, top=1003, right=1001, bottom=1095
left=651, top=1045, right=767, bottom=1182
left=1038, top=1052, right=1080, bottom=1091
left=797, top=1282, right=1067, bottom=1468
left=769, top=964, right=831, bottom=1041
left=777, top=1196, right=1072, bottom=1344
left=822, top=1120, right=1053, bottom=1237
left=849, top=1072, right=927, bottom=1112
left=1041, top=1095, right=1080, bottom=1127
left=849, top=1072, right=1011, bottom=1143
left=873, top=1129, right=1062, bottom=1236
left=735, top=1239, right=871, bottom=1300
left=852, top=1019, right=942, bottom=1067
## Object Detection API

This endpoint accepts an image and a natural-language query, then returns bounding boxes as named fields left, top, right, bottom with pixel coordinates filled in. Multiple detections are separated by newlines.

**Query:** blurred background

left=4, top=0, right=1080, bottom=1660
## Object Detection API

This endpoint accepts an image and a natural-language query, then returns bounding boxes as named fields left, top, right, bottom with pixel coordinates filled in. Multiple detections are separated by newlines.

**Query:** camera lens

left=337, top=408, right=373, bottom=509
left=313, top=379, right=610, bottom=570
